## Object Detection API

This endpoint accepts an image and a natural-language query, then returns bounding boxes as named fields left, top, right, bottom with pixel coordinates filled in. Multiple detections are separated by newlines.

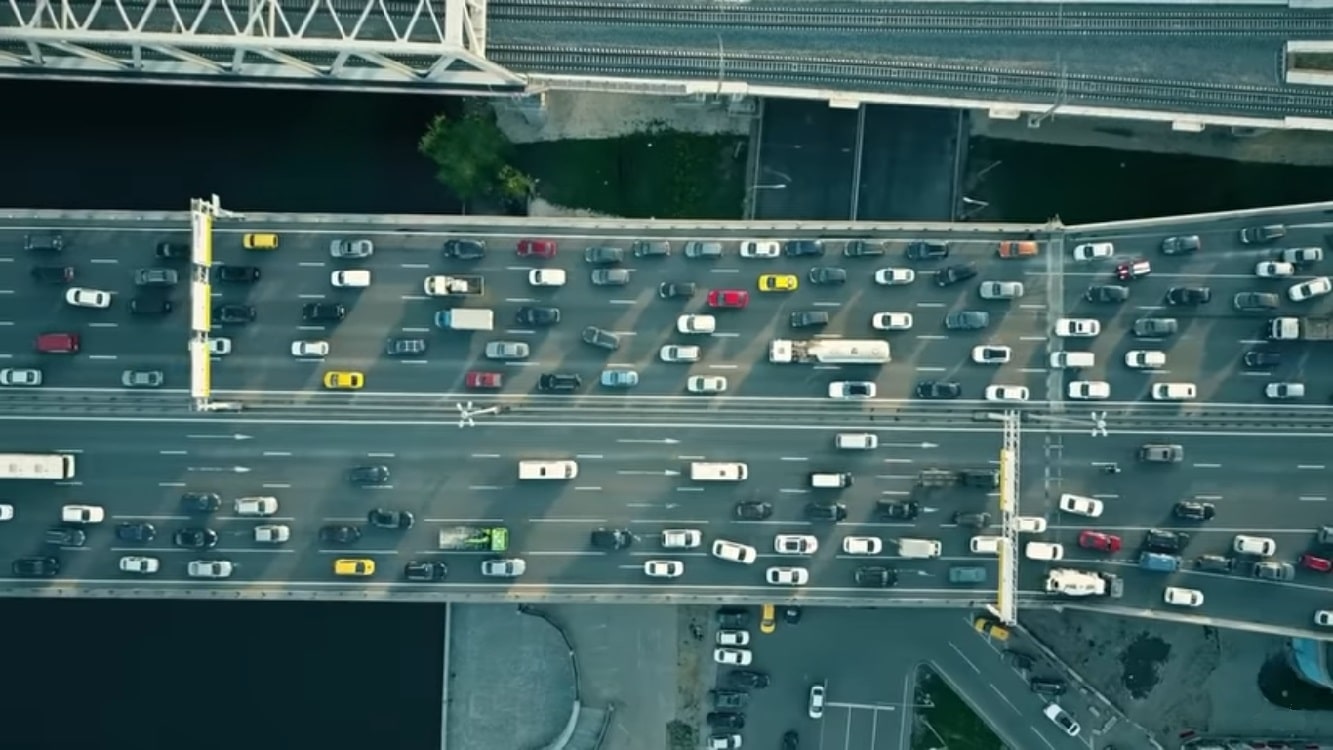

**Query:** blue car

left=600, top=369, right=639, bottom=388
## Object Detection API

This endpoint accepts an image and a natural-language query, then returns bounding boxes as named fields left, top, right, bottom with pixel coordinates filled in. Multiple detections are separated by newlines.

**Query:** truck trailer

left=424, top=275, right=485, bottom=297
left=433, top=308, right=494, bottom=331
left=1045, top=568, right=1123, bottom=598
left=769, top=339, right=890, bottom=364
left=1268, top=316, right=1333, bottom=341
left=438, top=526, right=509, bottom=551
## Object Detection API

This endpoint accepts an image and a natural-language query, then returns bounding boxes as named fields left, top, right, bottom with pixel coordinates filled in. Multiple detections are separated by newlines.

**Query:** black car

left=590, top=528, right=633, bottom=550
left=944, top=311, right=989, bottom=330
left=1165, top=286, right=1211, bottom=306
left=538, top=373, right=582, bottom=392
left=906, top=241, right=950, bottom=260
left=441, top=239, right=486, bottom=259
left=711, top=690, right=749, bottom=709
left=1085, top=284, right=1129, bottom=303
left=156, top=241, right=190, bottom=260
left=784, top=240, right=824, bottom=257
left=582, top=326, right=620, bottom=351
left=631, top=240, right=671, bottom=258
left=783, top=606, right=802, bottom=624
left=1160, top=235, right=1201, bottom=255
left=915, top=380, right=961, bottom=399
left=385, top=338, right=427, bottom=357
left=789, top=310, right=829, bottom=328
left=584, top=246, right=625, bottom=265
left=1244, top=350, right=1281, bottom=368
left=706, top=712, right=744, bottom=730
left=1144, top=528, right=1190, bottom=553
left=876, top=500, right=920, bottom=520
left=735, top=501, right=773, bottom=520
left=805, top=503, right=847, bottom=522
left=1194, top=554, right=1235, bottom=573
left=717, top=608, right=749, bottom=628
left=302, top=302, right=346, bottom=322
left=216, top=265, right=261, bottom=283
left=45, top=526, right=87, bottom=547
left=31, top=265, right=74, bottom=284
left=348, top=465, right=391, bottom=485
left=934, top=263, right=978, bottom=287
left=808, top=266, right=847, bottom=285
left=727, top=669, right=769, bottom=689
left=181, top=492, right=222, bottom=513
left=952, top=511, right=990, bottom=529
left=843, top=240, right=884, bottom=257
left=320, top=525, right=362, bottom=544
left=1233, top=292, right=1279, bottom=313
left=368, top=509, right=415, bottom=530
left=12, top=556, right=60, bottom=577
left=782, top=731, right=799, bottom=750
left=405, top=561, right=448, bottom=581
left=1030, top=676, right=1068, bottom=696
left=1239, top=224, right=1286, bottom=244
left=855, top=566, right=897, bottom=587
left=1173, top=501, right=1216, bottom=521
left=213, top=304, right=256, bottom=324
left=516, top=306, right=560, bottom=326
left=658, top=282, right=696, bottom=299
left=130, top=296, right=173, bottom=315
left=960, top=469, right=999, bottom=489
left=174, top=527, right=218, bottom=549
left=115, top=522, right=156, bottom=543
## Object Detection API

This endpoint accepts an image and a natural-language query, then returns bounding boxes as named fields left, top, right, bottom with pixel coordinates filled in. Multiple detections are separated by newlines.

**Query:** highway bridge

left=3, top=1, right=1333, bottom=130
left=3, top=202, right=1333, bottom=639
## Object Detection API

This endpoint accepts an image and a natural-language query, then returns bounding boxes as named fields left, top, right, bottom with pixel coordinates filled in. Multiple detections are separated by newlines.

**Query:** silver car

left=121, top=369, right=164, bottom=388
left=330, top=238, right=374, bottom=258
left=187, top=560, right=234, bottom=579
left=134, top=268, right=178, bottom=287
left=600, top=369, right=639, bottom=388
left=481, top=558, right=526, bottom=577
left=484, top=341, right=530, bottom=360
left=591, top=268, right=631, bottom=286
left=0, top=368, right=42, bottom=387
left=979, top=281, right=1024, bottom=300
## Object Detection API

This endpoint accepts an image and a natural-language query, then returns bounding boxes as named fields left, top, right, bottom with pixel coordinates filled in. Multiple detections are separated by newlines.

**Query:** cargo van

left=898, top=538, right=942, bottom=559
left=1025, top=542, right=1065, bottom=561
left=331, top=270, right=371, bottom=288
left=809, top=472, right=852, bottom=489
left=1049, top=351, right=1094, bottom=369
left=835, top=433, right=878, bottom=450
left=690, top=462, right=747, bottom=482
left=518, top=460, right=578, bottom=480
left=969, top=536, right=1003, bottom=555
left=1139, top=552, right=1181, bottom=572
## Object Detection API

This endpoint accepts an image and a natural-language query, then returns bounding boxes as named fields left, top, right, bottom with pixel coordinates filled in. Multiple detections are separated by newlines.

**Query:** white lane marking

left=401, top=294, right=427, bottom=301
left=577, top=454, right=604, bottom=459
left=0, top=290, right=13, bottom=295
left=55, top=449, right=84, bottom=454
left=881, top=490, right=909, bottom=496
left=883, top=458, right=913, bottom=463
left=298, top=293, right=324, bottom=299
left=1301, top=496, right=1327, bottom=502
left=399, top=359, right=429, bottom=365
left=1238, top=338, right=1266, bottom=345
left=469, top=485, right=501, bottom=491
left=813, top=301, right=841, bottom=308
left=1019, top=303, right=1045, bottom=310
left=506, top=329, right=535, bottom=335
left=297, top=325, right=324, bottom=331
left=915, top=366, right=947, bottom=372
left=1020, top=367, right=1044, bottom=373
left=678, top=455, right=705, bottom=460
left=779, top=488, right=808, bottom=494
left=402, top=327, right=430, bottom=333
left=367, top=452, right=396, bottom=458
left=712, top=332, right=740, bottom=338
left=610, top=299, right=636, bottom=305
left=88, top=354, right=117, bottom=360
left=159, top=450, right=187, bottom=455
left=1193, top=463, right=1221, bottom=468
left=676, top=487, right=704, bottom=492
left=1137, top=305, right=1165, bottom=311
left=298, top=261, right=325, bottom=268
left=506, top=298, right=537, bottom=304
left=612, top=331, right=639, bottom=336
left=916, top=335, right=947, bottom=341
left=1195, top=494, right=1222, bottom=500
left=575, top=486, right=602, bottom=491
left=710, top=268, right=740, bottom=274
left=916, top=302, right=945, bottom=308
left=1019, top=335, right=1047, bottom=341
left=158, top=482, right=187, bottom=487
left=90, top=258, right=118, bottom=264
left=472, top=453, right=500, bottom=458
left=504, top=361, right=536, bottom=367
left=709, top=364, right=739, bottom=370
left=0, top=353, right=11, bottom=358
left=262, top=451, right=292, bottom=457
left=401, top=263, right=430, bottom=269
left=1299, top=465, right=1326, bottom=470
left=1092, top=493, right=1119, bottom=499
left=55, top=480, right=82, bottom=486
left=780, top=456, right=808, bottom=462
left=527, top=518, right=609, bottom=523
left=262, top=482, right=291, bottom=488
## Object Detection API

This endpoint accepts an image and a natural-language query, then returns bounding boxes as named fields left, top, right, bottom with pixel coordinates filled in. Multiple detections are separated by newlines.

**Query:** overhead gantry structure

left=0, top=0, right=524, bottom=93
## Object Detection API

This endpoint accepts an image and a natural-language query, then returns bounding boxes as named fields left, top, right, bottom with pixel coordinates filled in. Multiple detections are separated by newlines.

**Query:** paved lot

left=855, top=105, right=962, bottom=222
left=753, top=99, right=858, bottom=220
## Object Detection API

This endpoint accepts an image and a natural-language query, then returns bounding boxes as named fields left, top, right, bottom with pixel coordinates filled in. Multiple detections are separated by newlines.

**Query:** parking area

left=815, top=700, right=906, bottom=750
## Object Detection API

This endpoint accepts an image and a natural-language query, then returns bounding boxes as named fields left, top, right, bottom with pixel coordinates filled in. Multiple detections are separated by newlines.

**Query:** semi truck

left=424, top=274, right=484, bottom=297
left=769, top=339, right=890, bottom=364
left=916, top=468, right=998, bottom=489
left=438, top=526, right=509, bottom=551
left=433, top=308, right=494, bottom=331
left=1268, top=316, right=1333, bottom=341
left=1045, top=568, right=1123, bottom=598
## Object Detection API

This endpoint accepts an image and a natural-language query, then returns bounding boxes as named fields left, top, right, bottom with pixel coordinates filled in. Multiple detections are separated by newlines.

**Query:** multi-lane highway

left=1, top=209, right=1333, bottom=637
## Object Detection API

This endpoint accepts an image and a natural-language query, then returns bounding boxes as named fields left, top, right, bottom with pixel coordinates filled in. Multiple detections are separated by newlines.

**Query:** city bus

left=0, top=453, right=76, bottom=480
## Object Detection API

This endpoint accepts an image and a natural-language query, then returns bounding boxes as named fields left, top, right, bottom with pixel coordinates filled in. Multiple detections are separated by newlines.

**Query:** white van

left=518, top=460, right=579, bottom=480
left=809, top=472, right=852, bottom=489
left=690, top=462, right=747, bottom=481
left=898, top=538, right=943, bottom=559
left=969, top=536, right=1003, bottom=555
left=331, top=269, right=371, bottom=288
left=1025, top=542, right=1065, bottom=561
left=835, top=433, right=878, bottom=450
left=1049, top=351, right=1094, bottom=369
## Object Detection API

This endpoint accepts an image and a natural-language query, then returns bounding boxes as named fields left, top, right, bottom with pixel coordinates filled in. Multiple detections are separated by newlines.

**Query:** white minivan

left=1049, top=351, right=1094, bottom=369
left=835, top=433, right=878, bottom=450
left=331, top=269, right=371, bottom=288
left=899, top=538, right=943, bottom=559
left=518, top=460, right=579, bottom=479
left=809, top=472, right=852, bottom=489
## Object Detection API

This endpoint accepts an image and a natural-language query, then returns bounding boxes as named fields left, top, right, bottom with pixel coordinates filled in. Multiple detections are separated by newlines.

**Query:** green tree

left=418, top=105, right=531, bottom=204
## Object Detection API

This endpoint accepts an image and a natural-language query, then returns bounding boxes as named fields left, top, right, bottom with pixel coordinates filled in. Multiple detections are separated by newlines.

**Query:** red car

left=465, top=371, right=504, bottom=390
left=1077, top=530, right=1122, bottom=553
left=516, top=239, right=557, bottom=258
left=36, top=332, right=80, bottom=354
left=1115, top=259, right=1151, bottom=281
left=1300, top=553, right=1332, bottom=572
left=707, top=289, right=749, bottom=309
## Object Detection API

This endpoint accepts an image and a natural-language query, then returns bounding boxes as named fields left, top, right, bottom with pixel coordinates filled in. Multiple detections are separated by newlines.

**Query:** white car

left=1124, top=350, right=1165, bottom=369
left=1025, top=542, right=1064, bottom=561
left=1315, top=610, right=1333, bottom=628
left=874, top=267, right=915, bottom=286
left=1015, top=517, right=1047, bottom=534
left=1043, top=703, right=1081, bottom=737
left=871, top=312, right=913, bottom=330
left=978, top=280, right=1024, bottom=299
left=481, top=559, right=526, bottom=577
left=677, top=314, right=716, bottom=334
left=711, top=539, right=757, bottom=564
left=64, top=287, right=112, bottom=309
left=971, top=345, right=1011, bottom=364
left=485, top=340, right=530, bottom=360
left=1289, top=276, right=1333, bottom=302
left=1068, top=380, right=1110, bottom=400
left=330, top=238, right=374, bottom=258
left=187, top=560, right=234, bottom=579
left=1072, top=242, right=1114, bottom=261
left=829, top=381, right=876, bottom=399
left=713, top=647, right=753, bottom=665
left=985, top=384, right=1029, bottom=402
left=766, top=566, right=810, bottom=586
left=291, top=340, right=329, bottom=358
left=0, top=504, right=12, bottom=521
left=1055, top=318, right=1101, bottom=337
left=254, top=524, right=291, bottom=543
left=659, top=345, right=700, bottom=363
left=234, top=496, right=278, bottom=516
left=969, top=536, right=1003, bottom=555
left=774, top=534, right=819, bottom=555
left=709, top=735, right=742, bottom=750
left=528, top=269, right=567, bottom=287
left=716, top=630, right=751, bottom=647
left=808, top=683, right=826, bottom=720
left=842, top=536, right=883, bottom=555
left=739, top=240, right=781, bottom=258
left=1151, top=382, right=1197, bottom=401
left=119, top=556, right=160, bottom=574
left=1256, top=261, right=1295, bottom=278
left=0, top=368, right=42, bottom=387
left=1059, top=493, right=1104, bottom=518
left=687, top=375, right=727, bottom=394
left=61, top=504, right=105, bottom=524
left=206, top=337, right=232, bottom=357
left=1266, top=382, right=1306, bottom=400
left=1163, top=586, right=1204, bottom=608
left=643, top=560, right=684, bottom=578
left=662, top=529, right=703, bottom=549
left=1233, top=534, right=1276, bottom=556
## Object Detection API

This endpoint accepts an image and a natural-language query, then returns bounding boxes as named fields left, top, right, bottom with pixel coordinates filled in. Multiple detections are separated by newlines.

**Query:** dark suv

left=303, top=302, right=346, bottom=322
left=1085, top=285, right=1129, bottom=303
left=727, top=670, right=769, bottom=689
left=808, top=267, right=847, bottom=285
left=854, top=566, right=897, bottom=587
left=961, top=469, right=999, bottom=488
left=916, top=381, right=962, bottom=399
left=658, top=282, right=696, bottom=299
left=31, top=265, right=74, bottom=284
left=843, top=240, right=884, bottom=257
left=1243, top=350, right=1280, bottom=368
left=711, top=690, right=749, bottom=709
left=590, top=528, right=633, bottom=550
left=582, top=326, right=620, bottom=351
left=130, top=297, right=173, bottom=316
left=906, top=241, right=950, bottom=260
left=156, top=241, right=190, bottom=260
left=952, top=511, right=990, bottom=529
left=789, top=311, right=829, bottom=328
left=784, top=240, right=824, bottom=257
left=1165, top=287, right=1211, bottom=306
left=934, top=263, right=977, bottom=287
left=538, top=373, right=582, bottom=392
left=385, top=338, right=427, bottom=357
left=45, top=526, right=87, bottom=547
left=216, top=265, right=261, bottom=283
left=1172, top=501, right=1216, bottom=521
left=213, top=304, right=256, bottom=324
left=348, top=465, right=391, bottom=485
left=717, top=608, right=749, bottom=628
left=805, top=503, right=847, bottom=522
left=1144, top=528, right=1190, bottom=553
left=516, top=306, right=560, bottom=326
left=442, top=239, right=486, bottom=259
left=876, top=500, right=919, bottom=520
left=368, top=508, right=415, bottom=530
left=734, top=501, right=773, bottom=520
left=181, top=492, right=221, bottom=512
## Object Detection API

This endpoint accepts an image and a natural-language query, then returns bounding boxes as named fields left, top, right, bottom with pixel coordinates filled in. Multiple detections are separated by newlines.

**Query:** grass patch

left=514, top=131, right=747, bottom=219
left=912, top=665, right=1008, bottom=750
left=1293, top=54, right=1333, bottom=72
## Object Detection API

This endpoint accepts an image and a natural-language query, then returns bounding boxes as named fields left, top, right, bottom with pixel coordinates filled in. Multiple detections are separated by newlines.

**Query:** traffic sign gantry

left=993, top=410, right=1021, bottom=626
left=188, top=195, right=240, bottom=412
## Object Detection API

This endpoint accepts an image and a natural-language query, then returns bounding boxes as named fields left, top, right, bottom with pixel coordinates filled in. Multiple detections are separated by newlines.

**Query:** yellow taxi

left=973, top=616, right=1011, bottom=641
left=323, top=371, right=365, bottom=390
left=757, top=274, right=799, bottom=292
left=334, top=558, right=375, bottom=576
left=242, top=233, right=280, bottom=250
left=760, top=603, right=777, bottom=634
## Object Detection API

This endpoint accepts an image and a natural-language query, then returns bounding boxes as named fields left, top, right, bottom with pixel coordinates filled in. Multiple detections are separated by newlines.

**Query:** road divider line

left=368, top=452, right=395, bottom=458
left=575, top=486, right=602, bottom=491
left=1019, top=336, right=1047, bottom=342
left=1019, top=367, right=1045, bottom=373
left=1018, top=304, right=1045, bottom=310
left=678, top=455, right=705, bottom=460
left=1299, top=465, right=1326, bottom=470
left=401, top=327, right=430, bottom=333
left=399, top=359, right=429, bottom=365
left=883, top=458, right=913, bottom=463
left=90, top=258, right=118, bottom=264
left=709, top=268, right=740, bottom=274
left=54, top=480, right=82, bottom=486
left=1092, top=494, right=1119, bottom=499
left=881, top=490, right=909, bottom=496
left=1195, top=494, right=1223, bottom=500
left=504, top=361, right=537, bottom=367
left=915, top=302, right=945, bottom=308
left=401, top=294, right=427, bottom=301
left=262, top=451, right=292, bottom=457
left=424, top=518, right=504, bottom=523
left=780, top=456, right=808, bottom=462
left=915, top=366, right=947, bottom=372
left=297, top=325, right=324, bottom=331
left=88, top=322, right=118, bottom=328
left=528, top=518, right=609, bottom=523
left=298, top=261, right=325, bottom=268
left=401, top=263, right=429, bottom=269
left=779, top=488, right=808, bottom=494
left=1300, top=496, right=1327, bottom=502
left=879, top=474, right=913, bottom=480
left=915, top=335, right=947, bottom=341
left=505, top=298, right=536, bottom=304
left=468, top=485, right=500, bottom=491
left=528, top=551, right=606, bottom=556
left=158, top=481, right=186, bottom=487
left=88, top=354, right=117, bottom=360
left=711, top=332, right=740, bottom=338
left=612, top=331, right=639, bottom=336
left=365, top=485, right=394, bottom=490
left=676, top=487, right=704, bottom=492
left=159, top=450, right=187, bottom=455
left=1193, top=463, right=1221, bottom=468
left=709, top=364, right=739, bottom=369
left=610, top=299, right=636, bottom=305
left=813, top=301, right=841, bottom=308
left=1238, top=339, right=1265, bottom=345
left=472, top=453, right=500, bottom=458
left=576, top=454, right=604, bottom=459
left=298, top=294, right=324, bottom=299
left=262, top=483, right=291, bottom=489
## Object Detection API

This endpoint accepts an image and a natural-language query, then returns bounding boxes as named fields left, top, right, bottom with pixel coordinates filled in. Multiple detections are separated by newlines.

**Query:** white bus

left=769, top=339, right=891, bottom=364
left=0, top=453, right=76, bottom=480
